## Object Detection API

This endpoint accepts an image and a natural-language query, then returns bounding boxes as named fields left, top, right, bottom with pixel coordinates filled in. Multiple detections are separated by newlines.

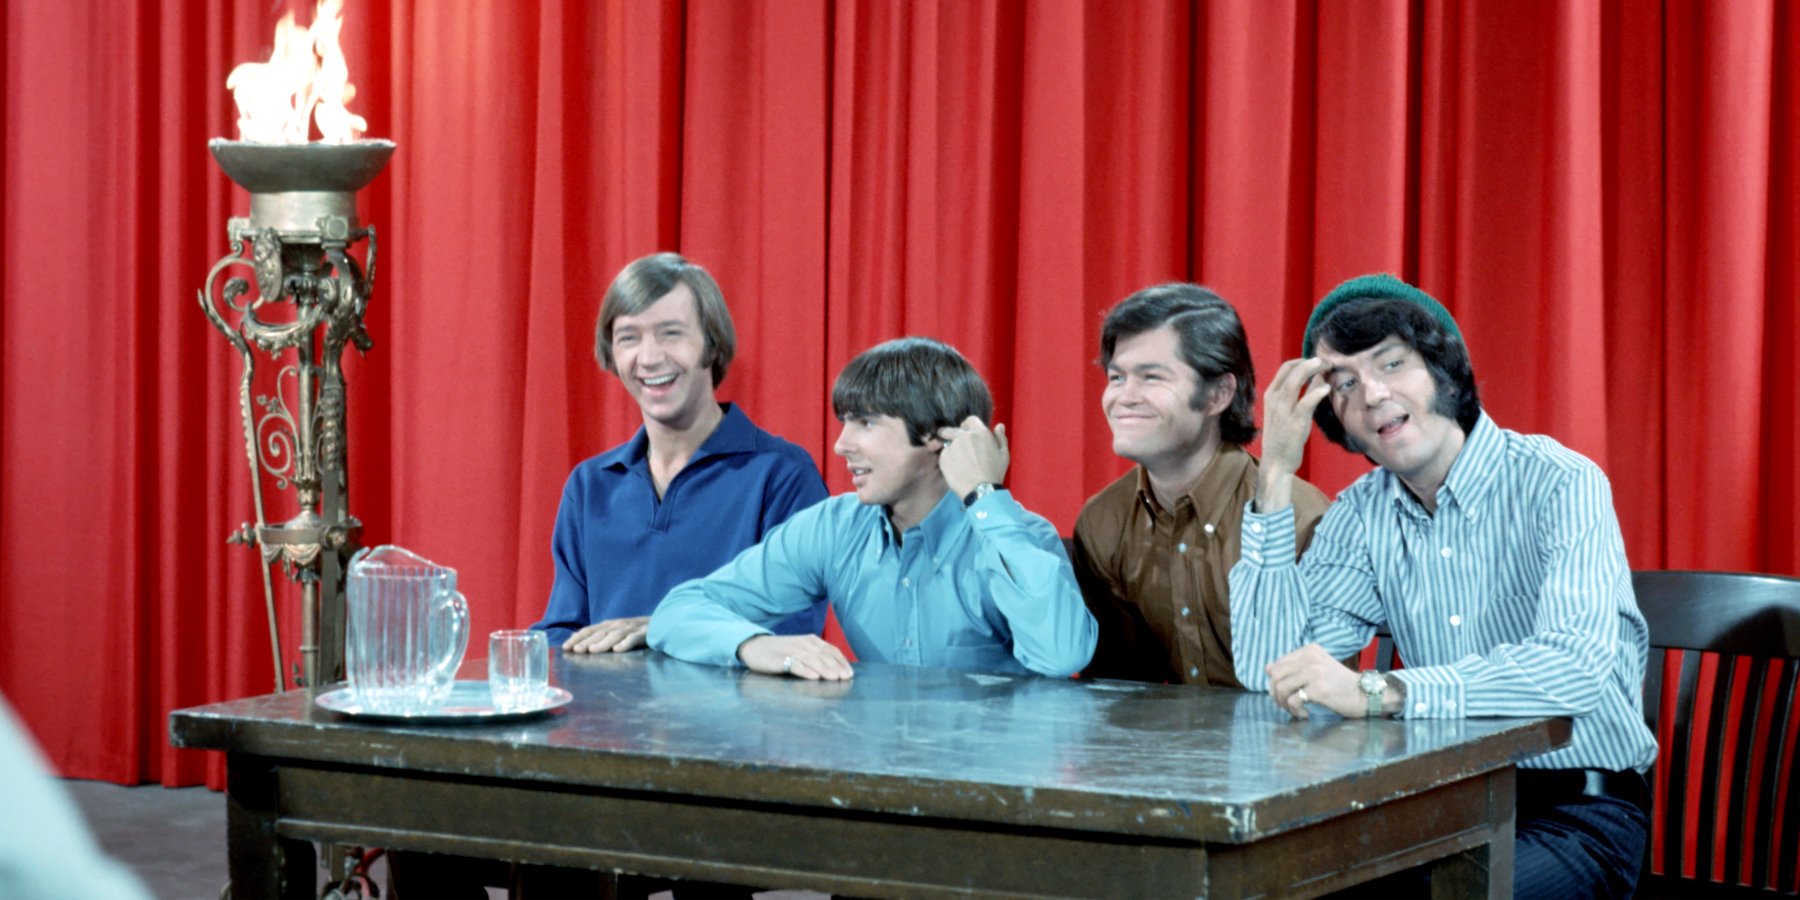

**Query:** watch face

left=1359, top=670, right=1385, bottom=696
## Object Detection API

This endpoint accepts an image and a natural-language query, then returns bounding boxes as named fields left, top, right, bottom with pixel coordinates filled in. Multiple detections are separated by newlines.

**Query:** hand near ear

left=1257, top=358, right=1330, bottom=512
left=935, top=416, right=1009, bottom=499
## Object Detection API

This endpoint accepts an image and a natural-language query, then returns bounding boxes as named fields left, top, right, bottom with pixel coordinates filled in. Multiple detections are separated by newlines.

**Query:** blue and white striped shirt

left=1229, top=412, right=1657, bottom=772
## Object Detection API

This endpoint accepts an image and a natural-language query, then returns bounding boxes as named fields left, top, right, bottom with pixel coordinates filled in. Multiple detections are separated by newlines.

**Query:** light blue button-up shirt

left=1229, top=412, right=1658, bottom=772
left=648, top=489, right=1098, bottom=677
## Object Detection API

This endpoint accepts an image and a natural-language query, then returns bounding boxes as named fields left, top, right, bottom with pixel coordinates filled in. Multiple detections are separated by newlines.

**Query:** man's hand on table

left=738, top=634, right=854, bottom=681
left=1266, top=643, right=1364, bottom=719
left=563, top=616, right=650, bottom=654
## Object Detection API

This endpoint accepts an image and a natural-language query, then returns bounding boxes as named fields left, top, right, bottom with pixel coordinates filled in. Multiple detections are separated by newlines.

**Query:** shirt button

left=1440, top=547, right=1453, bottom=558
left=1250, top=522, right=1263, bottom=534
left=1177, top=542, right=1188, bottom=553
left=901, top=577, right=911, bottom=587
left=1449, top=614, right=1462, bottom=626
left=976, top=511, right=988, bottom=520
left=1245, top=551, right=1262, bottom=564
left=904, top=638, right=913, bottom=648
left=1180, top=607, right=1190, bottom=617
left=1189, top=666, right=1199, bottom=678
left=1204, top=522, right=1215, bottom=534
left=1414, top=702, right=1428, bottom=714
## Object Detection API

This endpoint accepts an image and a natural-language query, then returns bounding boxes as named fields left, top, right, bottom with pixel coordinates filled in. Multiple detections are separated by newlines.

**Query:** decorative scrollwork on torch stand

left=198, top=139, right=394, bottom=692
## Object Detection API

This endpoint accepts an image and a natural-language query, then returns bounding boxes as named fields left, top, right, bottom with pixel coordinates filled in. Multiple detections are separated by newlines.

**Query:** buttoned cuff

left=1389, top=669, right=1466, bottom=718
left=964, top=489, right=1027, bottom=529
left=715, top=624, right=776, bottom=668
left=1237, top=500, right=1297, bottom=569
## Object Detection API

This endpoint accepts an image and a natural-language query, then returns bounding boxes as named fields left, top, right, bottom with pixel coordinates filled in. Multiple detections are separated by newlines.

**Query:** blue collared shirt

left=1229, top=412, right=1658, bottom=772
left=531, top=403, right=828, bottom=644
left=648, top=489, right=1098, bottom=677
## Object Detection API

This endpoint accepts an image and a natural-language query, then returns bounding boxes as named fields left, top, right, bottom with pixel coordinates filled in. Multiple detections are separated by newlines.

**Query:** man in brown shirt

left=1073, top=284, right=1330, bottom=686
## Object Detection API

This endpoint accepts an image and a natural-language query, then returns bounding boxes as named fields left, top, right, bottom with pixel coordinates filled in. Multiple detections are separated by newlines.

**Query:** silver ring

left=781, top=656, right=795, bottom=674
left=1294, top=687, right=1310, bottom=705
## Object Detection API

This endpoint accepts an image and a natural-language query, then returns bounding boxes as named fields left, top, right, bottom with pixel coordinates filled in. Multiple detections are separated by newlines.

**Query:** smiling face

left=832, top=413, right=947, bottom=531
left=608, top=282, right=717, bottom=431
left=1317, top=336, right=1466, bottom=498
left=1102, top=326, right=1226, bottom=474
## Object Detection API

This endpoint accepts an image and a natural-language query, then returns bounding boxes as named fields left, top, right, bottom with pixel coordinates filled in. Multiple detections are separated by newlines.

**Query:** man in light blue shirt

left=649, top=337, right=1097, bottom=680
left=1230, top=274, right=1655, bottom=897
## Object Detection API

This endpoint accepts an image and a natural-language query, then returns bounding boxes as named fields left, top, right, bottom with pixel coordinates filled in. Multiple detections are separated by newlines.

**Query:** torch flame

left=226, top=0, right=367, bottom=143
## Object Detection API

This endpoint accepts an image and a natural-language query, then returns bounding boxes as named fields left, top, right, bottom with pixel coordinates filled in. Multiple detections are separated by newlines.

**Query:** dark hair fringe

left=1098, top=283, right=1259, bottom=444
left=595, top=253, right=737, bottom=387
left=1310, top=296, right=1480, bottom=451
left=832, top=337, right=993, bottom=446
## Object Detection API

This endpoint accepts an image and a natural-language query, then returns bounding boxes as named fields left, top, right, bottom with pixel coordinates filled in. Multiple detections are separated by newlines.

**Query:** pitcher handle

left=431, top=589, right=470, bottom=690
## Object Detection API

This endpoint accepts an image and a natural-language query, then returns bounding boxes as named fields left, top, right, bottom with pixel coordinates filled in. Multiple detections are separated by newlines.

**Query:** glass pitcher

left=345, top=545, right=469, bottom=713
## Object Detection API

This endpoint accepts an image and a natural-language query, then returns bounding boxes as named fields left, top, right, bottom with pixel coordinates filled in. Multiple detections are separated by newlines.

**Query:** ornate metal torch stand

left=198, top=139, right=395, bottom=691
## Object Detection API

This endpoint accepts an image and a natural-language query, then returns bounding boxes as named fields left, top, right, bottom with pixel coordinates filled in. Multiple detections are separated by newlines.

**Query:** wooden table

left=170, top=652, right=1568, bottom=898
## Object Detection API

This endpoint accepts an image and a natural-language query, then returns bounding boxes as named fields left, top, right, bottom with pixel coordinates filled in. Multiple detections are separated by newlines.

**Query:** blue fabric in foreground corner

left=531, top=403, right=828, bottom=644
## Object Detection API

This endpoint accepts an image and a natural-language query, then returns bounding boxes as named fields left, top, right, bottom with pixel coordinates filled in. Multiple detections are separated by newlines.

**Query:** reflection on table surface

left=173, top=650, right=1566, bottom=843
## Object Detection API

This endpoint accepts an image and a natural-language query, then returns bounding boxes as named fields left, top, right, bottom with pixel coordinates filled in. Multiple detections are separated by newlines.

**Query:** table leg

left=226, top=753, right=316, bottom=900
left=1430, top=766, right=1516, bottom=900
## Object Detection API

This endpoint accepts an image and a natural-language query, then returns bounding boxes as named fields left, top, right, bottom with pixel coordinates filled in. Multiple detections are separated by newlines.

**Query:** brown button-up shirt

left=1071, top=444, right=1330, bottom=687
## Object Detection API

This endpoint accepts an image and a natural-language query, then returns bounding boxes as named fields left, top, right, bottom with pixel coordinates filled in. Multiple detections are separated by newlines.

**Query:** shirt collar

left=875, top=489, right=965, bottom=557
left=1383, top=409, right=1501, bottom=519
left=1133, top=442, right=1252, bottom=517
left=597, top=402, right=751, bottom=472
left=1441, top=410, right=1502, bottom=516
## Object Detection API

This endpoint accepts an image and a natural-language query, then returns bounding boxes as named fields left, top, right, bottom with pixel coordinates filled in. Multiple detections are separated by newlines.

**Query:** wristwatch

left=963, top=482, right=1000, bottom=507
left=1358, top=669, right=1387, bottom=718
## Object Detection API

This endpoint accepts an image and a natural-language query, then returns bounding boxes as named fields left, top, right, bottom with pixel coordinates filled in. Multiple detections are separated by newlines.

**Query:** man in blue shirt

left=412, top=254, right=819, bottom=899
left=648, top=337, right=1097, bottom=680
left=531, top=252, right=827, bottom=652
left=1230, top=274, right=1656, bottom=897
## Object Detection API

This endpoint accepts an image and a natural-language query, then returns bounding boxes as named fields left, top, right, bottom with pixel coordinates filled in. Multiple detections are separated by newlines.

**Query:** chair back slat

left=1714, top=655, right=1752, bottom=884
left=1635, top=570, right=1800, bottom=897
left=1774, top=679, right=1800, bottom=892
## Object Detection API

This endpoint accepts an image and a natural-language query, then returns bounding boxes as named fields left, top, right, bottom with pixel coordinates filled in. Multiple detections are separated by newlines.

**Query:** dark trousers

left=1333, top=769, right=1648, bottom=900
left=1514, top=772, right=1648, bottom=900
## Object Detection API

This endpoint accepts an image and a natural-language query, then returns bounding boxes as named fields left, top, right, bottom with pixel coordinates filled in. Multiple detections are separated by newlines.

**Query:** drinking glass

left=489, top=630, right=549, bottom=711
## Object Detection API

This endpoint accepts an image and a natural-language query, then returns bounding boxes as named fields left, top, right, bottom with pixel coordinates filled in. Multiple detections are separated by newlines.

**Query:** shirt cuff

left=1237, top=500, right=1297, bottom=569
left=964, top=489, right=1027, bottom=529
left=1389, top=669, right=1466, bottom=718
left=714, top=623, right=777, bottom=668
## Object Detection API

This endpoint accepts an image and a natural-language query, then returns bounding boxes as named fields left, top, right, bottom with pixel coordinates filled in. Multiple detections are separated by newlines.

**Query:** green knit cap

left=1301, top=273, right=1462, bottom=358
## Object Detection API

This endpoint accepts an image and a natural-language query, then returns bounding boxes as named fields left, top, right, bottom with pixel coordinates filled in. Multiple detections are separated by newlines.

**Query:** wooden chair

left=1636, top=569, right=1800, bottom=898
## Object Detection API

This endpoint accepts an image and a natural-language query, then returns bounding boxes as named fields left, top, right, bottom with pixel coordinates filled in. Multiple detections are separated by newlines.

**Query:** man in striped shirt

left=1229, top=274, right=1657, bottom=897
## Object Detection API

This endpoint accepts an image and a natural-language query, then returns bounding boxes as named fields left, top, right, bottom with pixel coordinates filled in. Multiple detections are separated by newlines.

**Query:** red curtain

left=2, top=0, right=1794, bottom=786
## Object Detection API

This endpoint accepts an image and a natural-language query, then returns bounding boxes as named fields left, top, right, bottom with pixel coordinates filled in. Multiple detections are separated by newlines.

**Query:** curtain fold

left=2, top=0, right=1794, bottom=785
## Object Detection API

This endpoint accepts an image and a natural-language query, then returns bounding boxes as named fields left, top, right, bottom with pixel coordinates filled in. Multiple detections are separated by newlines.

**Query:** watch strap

left=1359, top=669, right=1385, bottom=717
left=963, top=482, right=1000, bottom=507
